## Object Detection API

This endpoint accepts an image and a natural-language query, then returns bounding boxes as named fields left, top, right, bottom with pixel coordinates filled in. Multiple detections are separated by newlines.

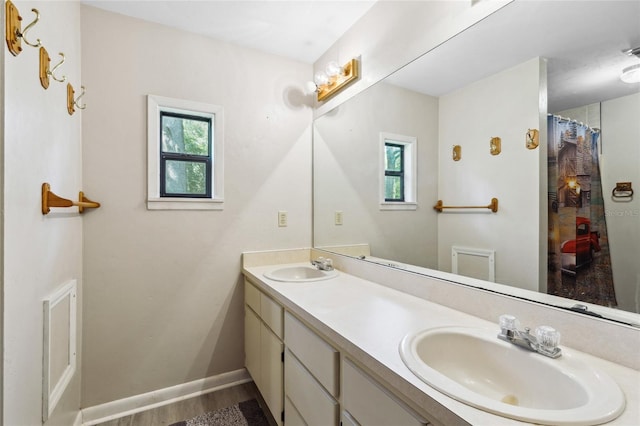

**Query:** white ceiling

left=82, top=0, right=376, bottom=64
left=386, top=1, right=640, bottom=112
left=82, top=1, right=640, bottom=111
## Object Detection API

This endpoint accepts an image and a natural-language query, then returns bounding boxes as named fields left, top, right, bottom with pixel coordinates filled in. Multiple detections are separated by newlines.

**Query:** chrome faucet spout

left=311, top=256, right=334, bottom=271
left=498, top=315, right=562, bottom=359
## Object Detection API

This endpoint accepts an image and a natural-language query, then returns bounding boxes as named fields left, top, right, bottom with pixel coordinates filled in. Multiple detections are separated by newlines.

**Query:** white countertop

left=243, top=262, right=640, bottom=426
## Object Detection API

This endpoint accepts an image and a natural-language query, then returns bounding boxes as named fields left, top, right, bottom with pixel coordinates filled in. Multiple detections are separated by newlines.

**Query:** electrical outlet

left=335, top=211, right=343, bottom=225
left=278, top=211, right=287, bottom=227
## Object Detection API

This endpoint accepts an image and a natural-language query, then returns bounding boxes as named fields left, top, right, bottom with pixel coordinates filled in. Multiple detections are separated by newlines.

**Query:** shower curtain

left=547, top=115, right=617, bottom=307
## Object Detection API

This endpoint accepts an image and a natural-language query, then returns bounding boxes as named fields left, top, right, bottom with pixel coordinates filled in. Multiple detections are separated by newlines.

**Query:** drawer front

left=285, top=349, right=338, bottom=426
left=342, top=359, right=428, bottom=426
left=244, top=280, right=261, bottom=314
left=284, top=396, right=307, bottom=426
left=284, top=312, right=339, bottom=397
left=341, top=410, right=360, bottom=426
left=261, top=293, right=283, bottom=338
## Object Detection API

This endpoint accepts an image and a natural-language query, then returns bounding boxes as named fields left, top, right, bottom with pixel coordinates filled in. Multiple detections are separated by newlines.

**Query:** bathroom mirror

left=313, top=1, right=640, bottom=325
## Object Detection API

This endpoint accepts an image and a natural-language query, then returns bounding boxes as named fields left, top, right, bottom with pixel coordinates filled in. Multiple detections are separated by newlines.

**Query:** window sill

left=379, top=202, right=417, bottom=211
left=147, top=197, right=224, bottom=211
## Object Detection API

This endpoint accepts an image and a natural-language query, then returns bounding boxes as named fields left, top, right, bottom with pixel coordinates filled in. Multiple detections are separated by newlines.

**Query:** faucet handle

left=499, top=314, right=520, bottom=331
left=535, top=325, right=561, bottom=349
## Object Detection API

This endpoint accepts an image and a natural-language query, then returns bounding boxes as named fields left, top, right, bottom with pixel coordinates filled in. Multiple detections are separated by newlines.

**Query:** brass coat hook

left=5, top=1, right=42, bottom=56
left=75, top=86, right=86, bottom=110
left=67, top=84, right=87, bottom=115
left=48, top=52, right=67, bottom=83
left=41, top=183, right=101, bottom=215
left=20, top=7, right=42, bottom=47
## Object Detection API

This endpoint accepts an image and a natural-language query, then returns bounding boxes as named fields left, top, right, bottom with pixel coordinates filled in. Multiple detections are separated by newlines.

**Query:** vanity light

left=620, top=64, right=640, bottom=83
left=307, top=58, right=360, bottom=102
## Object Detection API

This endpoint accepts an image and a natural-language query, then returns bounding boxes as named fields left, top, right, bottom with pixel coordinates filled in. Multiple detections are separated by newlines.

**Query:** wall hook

left=20, top=7, right=42, bottom=48
left=5, top=1, right=42, bottom=56
left=48, top=52, right=67, bottom=83
left=74, top=86, right=86, bottom=110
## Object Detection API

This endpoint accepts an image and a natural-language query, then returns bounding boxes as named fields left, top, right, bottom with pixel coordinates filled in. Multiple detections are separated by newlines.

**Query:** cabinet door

left=342, top=359, right=428, bottom=426
left=261, top=323, right=284, bottom=426
left=244, top=307, right=261, bottom=387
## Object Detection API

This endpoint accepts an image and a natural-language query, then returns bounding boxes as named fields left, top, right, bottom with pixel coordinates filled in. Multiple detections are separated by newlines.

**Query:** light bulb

left=304, top=81, right=318, bottom=95
left=314, top=72, right=329, bottom=86
left=325, top=61, right=341, bottom=77
left=621, top=64, right=640, bottom=83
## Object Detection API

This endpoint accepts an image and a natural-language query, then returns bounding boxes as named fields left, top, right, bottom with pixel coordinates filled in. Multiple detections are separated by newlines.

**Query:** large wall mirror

left=313, top=1, right=640, bottom=326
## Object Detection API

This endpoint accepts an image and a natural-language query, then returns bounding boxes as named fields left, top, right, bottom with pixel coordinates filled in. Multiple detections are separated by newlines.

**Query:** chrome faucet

left=311, top=256, right=334, bottom=271
left=497, top=314, right=562, bottom=358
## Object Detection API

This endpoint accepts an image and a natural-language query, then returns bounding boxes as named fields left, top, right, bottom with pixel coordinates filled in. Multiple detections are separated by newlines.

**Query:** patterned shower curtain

left=547, top=115, right=617, bottom=307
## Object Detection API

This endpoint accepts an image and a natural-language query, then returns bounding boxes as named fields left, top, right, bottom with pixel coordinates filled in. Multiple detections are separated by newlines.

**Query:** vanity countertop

left=243, top=262, right=640, bottom=426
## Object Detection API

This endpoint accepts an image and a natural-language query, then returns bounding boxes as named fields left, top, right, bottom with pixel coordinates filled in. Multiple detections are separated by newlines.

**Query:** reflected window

left=385, top=143, right=405, bottom=201
left=379, top=132, right=417, bottom=211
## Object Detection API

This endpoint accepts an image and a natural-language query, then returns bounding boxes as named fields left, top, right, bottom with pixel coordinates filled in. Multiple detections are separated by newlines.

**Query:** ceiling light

left=620, top=64, right=640, bottom=83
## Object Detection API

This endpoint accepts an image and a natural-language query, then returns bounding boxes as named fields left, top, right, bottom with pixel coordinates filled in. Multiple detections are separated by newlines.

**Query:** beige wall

left=601, top=93, right=640, bottom=313
left=314, top=82, right=439, bottom=267
left=4, top=1, right=83, bottom=424
left=437, top=58, right=545, bottom=292
left=80, top=6, right=312, bottom=407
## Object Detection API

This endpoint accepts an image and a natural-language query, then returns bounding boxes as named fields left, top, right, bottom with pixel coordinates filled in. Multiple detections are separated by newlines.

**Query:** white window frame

left=379, top=132, right=417, bottom=210
left=147, top=95, right=224, bottom=210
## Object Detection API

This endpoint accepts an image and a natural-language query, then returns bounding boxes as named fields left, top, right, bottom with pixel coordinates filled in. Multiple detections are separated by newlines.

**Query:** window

left=147, top=95, right=224, bottom=210
left=384, top=143, right=405, bottom=202
left=379, top=132, right=417, bottom=210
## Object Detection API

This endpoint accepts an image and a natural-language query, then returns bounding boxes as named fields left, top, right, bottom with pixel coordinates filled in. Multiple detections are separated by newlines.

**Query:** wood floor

left=94, top=381, right=268, bottom=426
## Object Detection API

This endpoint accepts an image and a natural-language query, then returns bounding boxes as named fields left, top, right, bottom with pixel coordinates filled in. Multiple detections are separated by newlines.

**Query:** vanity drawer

left=261, top=293, right=283, bottom=338
left=284, top=312, right=339, bottom=397
left=342, top=358, right=428, bottom=426
left=284, top=396, right=306, bottom=426
left=244, top=280, right=261, bottom=314
left=285, top=349, right=338, bottom=426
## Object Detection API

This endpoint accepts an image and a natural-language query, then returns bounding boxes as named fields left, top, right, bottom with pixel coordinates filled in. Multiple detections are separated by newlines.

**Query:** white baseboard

left=81, top=369, right=251, bottom=426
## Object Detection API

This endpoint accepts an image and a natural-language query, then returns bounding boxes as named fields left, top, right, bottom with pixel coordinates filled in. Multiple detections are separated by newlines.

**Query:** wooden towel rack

left=41, top=182, right=100, bottom=215
left=434, top=198, right=499, bottom=213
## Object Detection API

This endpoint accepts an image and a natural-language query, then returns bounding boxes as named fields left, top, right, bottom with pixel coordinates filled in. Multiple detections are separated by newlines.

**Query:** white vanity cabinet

left=284, top=311, right=340, bottom=425
left=342, top=358, right=429, bottom=426
left=244, top=280, right=284, bottom=425
left=245, top=278, right=430, bottom=426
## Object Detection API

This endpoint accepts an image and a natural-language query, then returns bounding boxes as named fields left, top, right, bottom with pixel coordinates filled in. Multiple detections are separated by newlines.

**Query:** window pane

left=162, top=114, right=210, bottom=156
left=385, top=176, right=403, bottom=201
left=165, top=160, right=207, bottom=195
left=385, top=144, right=403, bottom=172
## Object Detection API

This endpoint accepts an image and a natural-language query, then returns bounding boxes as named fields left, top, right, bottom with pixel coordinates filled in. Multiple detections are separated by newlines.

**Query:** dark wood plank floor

left=94, top=381, right=263, bottom=426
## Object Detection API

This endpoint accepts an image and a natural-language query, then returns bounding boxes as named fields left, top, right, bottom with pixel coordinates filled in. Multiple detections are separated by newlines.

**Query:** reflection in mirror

left=313, top=1, right=640, bottom=325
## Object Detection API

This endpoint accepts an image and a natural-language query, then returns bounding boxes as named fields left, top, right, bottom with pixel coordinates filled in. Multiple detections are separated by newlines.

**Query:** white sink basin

left=263, top=266, right=338, bottom=282
left=399, top=326, right=625, bottom=425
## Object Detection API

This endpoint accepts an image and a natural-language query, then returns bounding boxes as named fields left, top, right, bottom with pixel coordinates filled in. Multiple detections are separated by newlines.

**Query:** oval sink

left=399, top=326, right=625, bottom=425
left=263, top=266, right=338, bottom=282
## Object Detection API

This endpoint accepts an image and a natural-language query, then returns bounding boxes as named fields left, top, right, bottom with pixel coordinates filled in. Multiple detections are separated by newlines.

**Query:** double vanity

left=242, top=249, right=639, bottom=426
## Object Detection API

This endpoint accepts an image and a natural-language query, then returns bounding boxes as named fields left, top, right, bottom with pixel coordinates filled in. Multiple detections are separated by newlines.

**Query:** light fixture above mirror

left=306, top=58, right=360, bottom=102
